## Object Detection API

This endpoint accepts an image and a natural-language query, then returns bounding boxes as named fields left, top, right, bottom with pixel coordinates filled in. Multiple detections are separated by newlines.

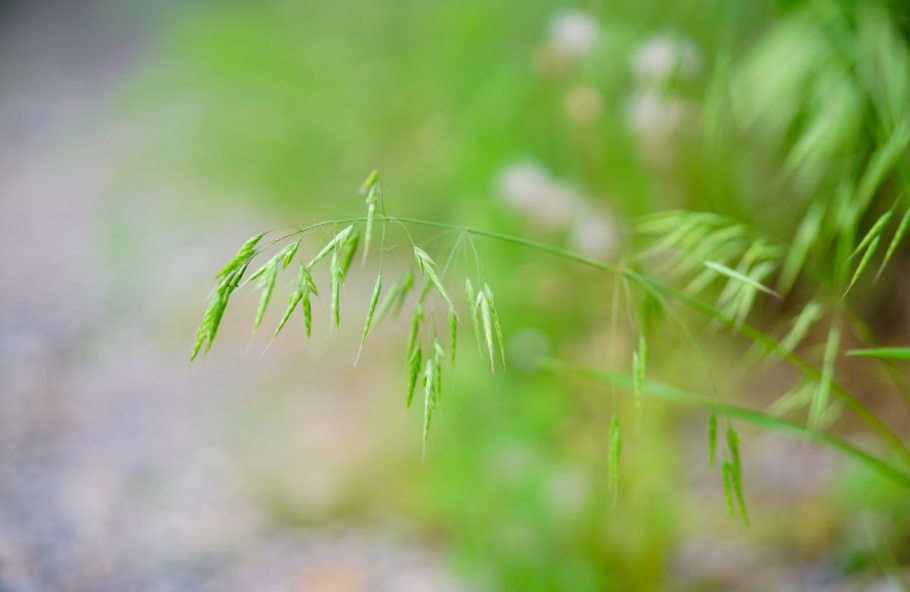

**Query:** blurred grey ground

left=0, top=1, right=467, bottom=590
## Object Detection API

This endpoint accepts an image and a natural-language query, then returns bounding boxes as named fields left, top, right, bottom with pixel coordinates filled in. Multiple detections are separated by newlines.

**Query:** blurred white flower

left=626, top=89, right=686, bottom=138
left=497, top=162, right=578, bottom=230
left=570, top=204, right=618, bottom=260
left=632, top=33, right=701, bottom=86
left=548, top=11, right=601, bottom=57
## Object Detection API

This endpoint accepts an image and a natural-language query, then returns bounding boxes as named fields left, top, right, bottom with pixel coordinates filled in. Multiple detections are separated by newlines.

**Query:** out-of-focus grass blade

left=854, top=118, right=910, bottom=212
left=704, top=261, right=780, bottom=297
left=848, top=211, right=891, bottom=261
left=778, top=199, right=825, bottom=294
left=540, top=361, right=910, bottom=490
left=876, top=207, right=910, bottom=280
left=811, top=314, right=842, bottom=430
left=847, top=347, right=910, bottom=359
left=844, top=234, right=880, bottom=296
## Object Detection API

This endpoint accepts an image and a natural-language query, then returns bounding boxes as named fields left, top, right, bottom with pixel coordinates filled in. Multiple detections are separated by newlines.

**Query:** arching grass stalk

left=541, top=361, right=910, bottom=492
left=191, top=210, right=910, bottom=487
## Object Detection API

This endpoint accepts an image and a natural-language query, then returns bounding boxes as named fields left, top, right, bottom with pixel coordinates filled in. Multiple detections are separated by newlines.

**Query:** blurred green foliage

left=134, top=0, right=910, bottom=589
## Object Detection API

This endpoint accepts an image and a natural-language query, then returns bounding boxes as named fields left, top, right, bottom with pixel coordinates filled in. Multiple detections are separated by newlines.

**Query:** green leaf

left=845, top=234, right=881, bottom=295
left=849, top=211, right=892, bottom=261
left=876, top=207, right=910, bottom=280
left=847, top=347, right=910, bottom=359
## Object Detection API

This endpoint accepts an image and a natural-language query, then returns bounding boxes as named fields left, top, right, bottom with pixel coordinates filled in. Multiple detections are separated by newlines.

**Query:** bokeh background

left=1, top=0, right=909, bottom=590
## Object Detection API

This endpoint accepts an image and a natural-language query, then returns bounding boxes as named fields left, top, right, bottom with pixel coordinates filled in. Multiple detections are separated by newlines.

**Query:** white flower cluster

left=496, top=162, right=617, bottom=259
left=626, top=33, right=702, bottom=165
left=548, top=11, right=601, bottom=57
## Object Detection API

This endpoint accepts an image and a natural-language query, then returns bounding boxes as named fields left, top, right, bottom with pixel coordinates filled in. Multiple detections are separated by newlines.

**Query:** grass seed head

left=448, top=307, right=457, bottom=370
left=360, top=273, right=383, bottom=346
left=407, top=346, right=422, bottom=408
left=253, top=258, right=279, bottom=331
left=484, top=284, right=506, bottom=372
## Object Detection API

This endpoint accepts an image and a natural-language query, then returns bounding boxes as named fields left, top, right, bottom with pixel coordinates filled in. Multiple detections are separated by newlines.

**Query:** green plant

left=182, top=3, right=910, bottom=587
left=191, top=165, right=910, bottom=517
